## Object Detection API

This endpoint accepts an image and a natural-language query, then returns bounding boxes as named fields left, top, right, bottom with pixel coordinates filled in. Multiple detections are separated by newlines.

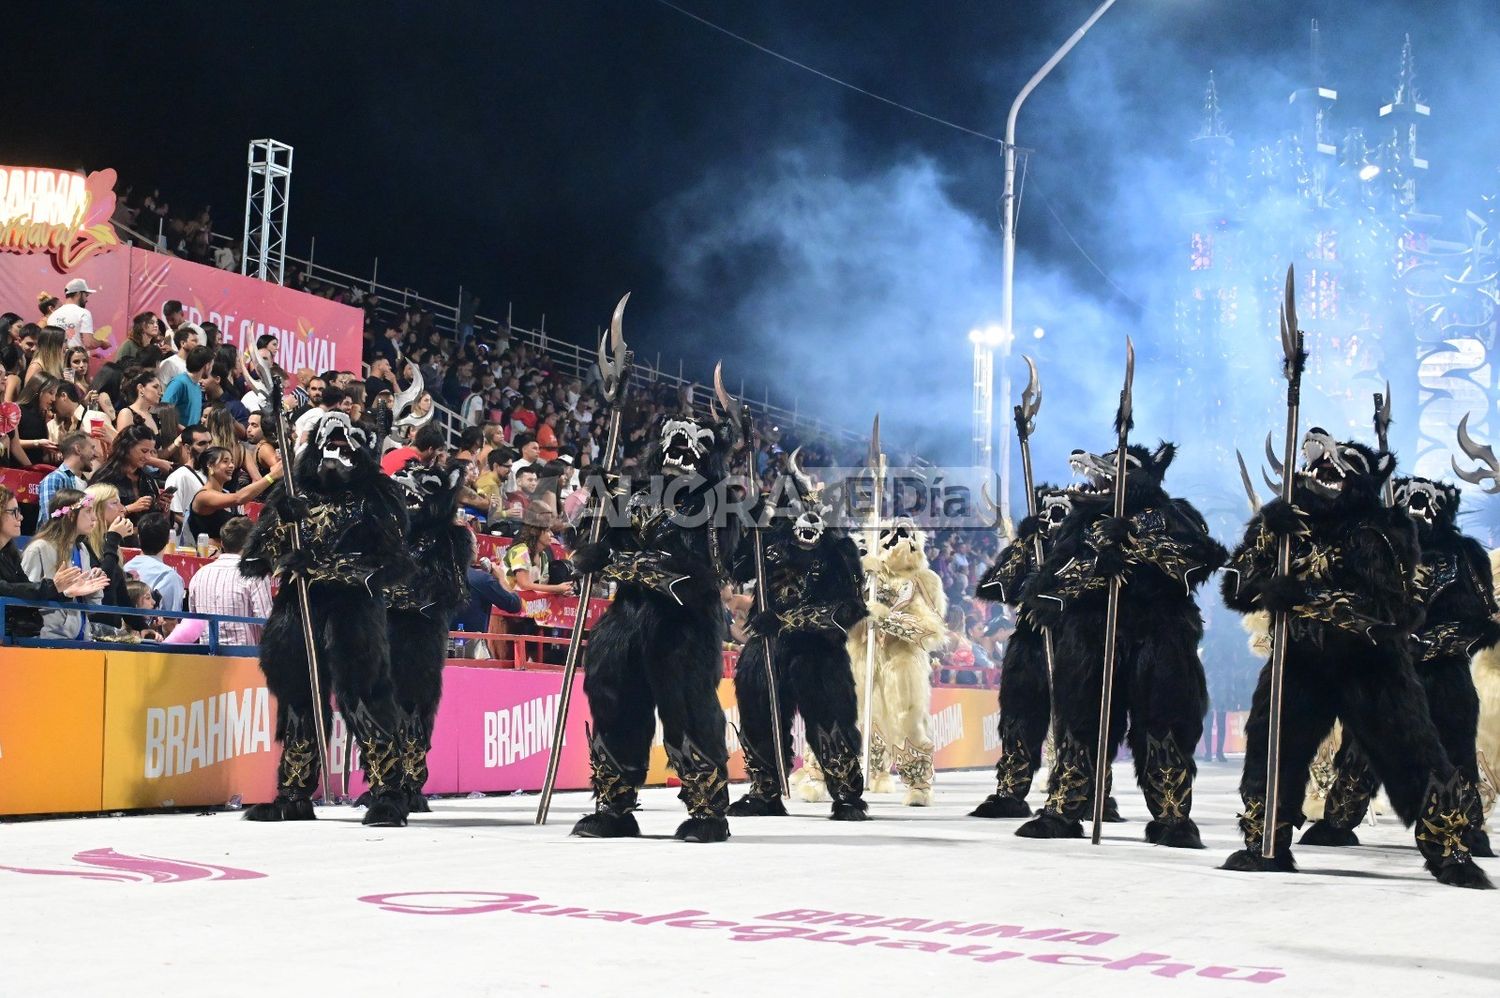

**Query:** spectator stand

left=0, top=596, right=263, bottom=657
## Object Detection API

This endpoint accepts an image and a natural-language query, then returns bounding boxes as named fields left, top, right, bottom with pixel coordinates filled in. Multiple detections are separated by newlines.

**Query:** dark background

left=13, top=1, right=1499, bottom=458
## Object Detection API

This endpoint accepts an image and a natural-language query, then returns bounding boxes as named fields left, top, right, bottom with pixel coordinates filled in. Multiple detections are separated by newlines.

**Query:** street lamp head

left=1032, top=327, right=1046, bottom=340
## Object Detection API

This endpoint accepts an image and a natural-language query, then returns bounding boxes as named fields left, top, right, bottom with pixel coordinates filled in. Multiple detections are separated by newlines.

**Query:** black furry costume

left=1016, top=443, right=1226, bottom=848
left=1219, top=430, right=1492, bottom=888
left=567, top=408, right=741, bottom=842
left=1299, top=475, right=1498, bottom=858
left=727, top=471, right=870, bottom=820
left=383, top=461, right=474, bottom=812
left=970, top=485, right=1070, bottom=819
left=239, top=411, right=416, bottom=827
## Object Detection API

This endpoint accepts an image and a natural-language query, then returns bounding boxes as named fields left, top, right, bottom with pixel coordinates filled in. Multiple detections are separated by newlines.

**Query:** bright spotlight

left=968, top=328, right=982, bottom=345
left=1359, top=163, right=1381, bottom=181
left=1032, top=327, right=1046, bottom=339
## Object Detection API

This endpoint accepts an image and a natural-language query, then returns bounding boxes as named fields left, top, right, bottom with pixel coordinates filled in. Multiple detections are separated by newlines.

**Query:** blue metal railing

left=0, top=596, right=267, bottom=656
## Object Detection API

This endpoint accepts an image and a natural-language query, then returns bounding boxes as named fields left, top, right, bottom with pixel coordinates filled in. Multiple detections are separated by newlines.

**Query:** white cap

left=64, top=278, right=99, bottom=296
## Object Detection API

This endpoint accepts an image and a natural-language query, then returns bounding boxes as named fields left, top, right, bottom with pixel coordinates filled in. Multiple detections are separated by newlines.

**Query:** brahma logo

left=930, top=703, right=964, bottom=752
left=0, top=165, right=120, bottom=270
left=144, top=687, right=273, bottom=779
left=0, top=849, right=265, bottom=883
left=483, top=694, right=561, bottom=767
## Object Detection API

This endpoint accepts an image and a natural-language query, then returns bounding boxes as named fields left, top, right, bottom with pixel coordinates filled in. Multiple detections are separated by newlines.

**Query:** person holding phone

left=188, top=446, right=281, bottom=542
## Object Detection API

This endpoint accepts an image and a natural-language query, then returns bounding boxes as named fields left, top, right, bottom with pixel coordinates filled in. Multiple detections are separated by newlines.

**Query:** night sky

left=15, top=0, right=1500, bottom=452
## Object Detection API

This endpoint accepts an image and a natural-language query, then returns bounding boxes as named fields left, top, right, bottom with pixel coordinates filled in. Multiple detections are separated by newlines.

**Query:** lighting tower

left=241, top=139, right=294, bottom=285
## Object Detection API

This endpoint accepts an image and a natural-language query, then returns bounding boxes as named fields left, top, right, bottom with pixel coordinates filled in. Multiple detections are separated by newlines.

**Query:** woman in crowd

left=15, top=375, right=60, bottom=465
left=1, top=313, right=22, bottom=349
left=91, top=424, right=165, bottom=519
left=114, top=312, right=161, bottom=372
left=63, top=346, right=91, bottom=387
left=116, top=370, right=163, bottom=436
left=207, top=406, right=259, bottom=489
left=187, top=445, right=280, bottom=542
left=37, top=292, right=59, bottom=325
left=25, top=326, right=67, bottom=383
left=21, top=489, right=108, bottom=639
left=83, top=482, right=137, bottom=626
left=1, top=341, right=22, bottom=404
left=0, top=484, right=110, bottom=638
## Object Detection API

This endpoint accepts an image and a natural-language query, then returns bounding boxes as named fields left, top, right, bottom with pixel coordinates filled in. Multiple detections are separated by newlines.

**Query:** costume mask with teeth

left=878, top=516, right=927, bottom=572
left=1393, top=476, right=1459, bottom=538
left=1295, top=429, right=1392, bottom=510
left=394, top=459, right=464, bottom=522
left=657, top=417, right=715, bottom=476
left=1038, top=491, right=1073, bottom=534
left=1064, top=442, right=1175, bottom=508
left=301, top=411, right=377, bottom=489
left=791, top=509, right=826, bottom=550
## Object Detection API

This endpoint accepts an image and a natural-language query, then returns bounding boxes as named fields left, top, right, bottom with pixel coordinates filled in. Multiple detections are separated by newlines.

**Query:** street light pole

left=999, top=0, right=1120, bottom=520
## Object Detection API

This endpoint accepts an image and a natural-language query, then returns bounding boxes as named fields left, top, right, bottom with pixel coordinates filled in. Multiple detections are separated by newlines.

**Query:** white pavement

left=1, top=763, right=1496, bottom=997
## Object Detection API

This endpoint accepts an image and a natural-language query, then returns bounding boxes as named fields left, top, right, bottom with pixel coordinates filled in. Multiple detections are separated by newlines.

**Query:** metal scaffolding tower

left=241, top=139, right=294, bottom=285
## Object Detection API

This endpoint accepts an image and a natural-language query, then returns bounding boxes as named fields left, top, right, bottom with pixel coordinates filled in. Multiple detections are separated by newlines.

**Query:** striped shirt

left=37, top=465, right=85, bottom=522
left=187, top=553, right=270, bottom=646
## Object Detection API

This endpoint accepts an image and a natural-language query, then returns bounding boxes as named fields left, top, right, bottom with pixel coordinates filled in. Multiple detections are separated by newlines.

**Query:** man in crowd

left=157, top=323, right=202, bottom=384
left=166, top=425, right=213, bottom=545
left=380, top=423, right=447, bottom=476
left=365, top=355, right=396, bottom=399
left=293, top=384, right=348, bottom=455
left=37, top=432, right=97, bottom=520
left=506, top=432, right=541, bottom=491
left=503, top=465, right=539, bottom=520
left=188, top=515, right=270, bottom=646
left=162, top=345, right=216, bottom=426
left=48, top=278, right=98, bottom=349
left=163, top=300, right=185, bottom=333
left=124, top=512, right=185, bottom=613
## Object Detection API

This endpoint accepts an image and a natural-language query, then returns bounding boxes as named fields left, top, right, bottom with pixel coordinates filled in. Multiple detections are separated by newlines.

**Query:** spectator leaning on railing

left=21, top=489, right=108, bottom=639
left=0, top=484, right=110, bottom=638
left=188, top=515, right=269, bottom=646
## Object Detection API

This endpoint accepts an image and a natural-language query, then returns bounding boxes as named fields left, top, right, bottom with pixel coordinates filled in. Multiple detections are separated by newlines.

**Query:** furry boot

left=1220, top=797, right=1296, bottom=874
left=397, top=711, right=432, bottom=814
left=728, top=744, right=788, bottom=817
left=1016, top=731, right=1089, bottom=839
left=571, top=729, right=643, bottom=839
left=244, top=709, right=320, bottom=822
left=1141, top=734, right=1204, bottom=849
left=357, top=729, right=410, bottom=828
left=668, top=737, right=731, bottom=843
left=971, top=719, right=1034, bottom=818
left=814, top=723, right=870, bottom=822
left=893, top=739, right=934, bottom=807
left=1415, top=773, right=1494, bottom=890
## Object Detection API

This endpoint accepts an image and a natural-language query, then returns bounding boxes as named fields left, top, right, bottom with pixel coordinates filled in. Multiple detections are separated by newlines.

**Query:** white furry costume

left=843, top=522, right=948, bottom=805
left=1471, top=550, right=1500, bottom=827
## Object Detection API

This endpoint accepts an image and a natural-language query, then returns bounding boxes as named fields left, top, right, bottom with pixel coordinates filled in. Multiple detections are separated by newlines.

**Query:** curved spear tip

left=1264, top=430, right=1284, bottom=475
left=610, top=292, right=629, bottom=344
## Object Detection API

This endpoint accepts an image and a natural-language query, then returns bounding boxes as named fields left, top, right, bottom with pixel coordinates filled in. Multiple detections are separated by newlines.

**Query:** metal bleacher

left=281, top=252, right=862, bottom=450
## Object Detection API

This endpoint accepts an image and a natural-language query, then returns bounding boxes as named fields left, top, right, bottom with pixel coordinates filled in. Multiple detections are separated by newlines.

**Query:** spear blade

left=1237, top=450, right=1263, bottom=513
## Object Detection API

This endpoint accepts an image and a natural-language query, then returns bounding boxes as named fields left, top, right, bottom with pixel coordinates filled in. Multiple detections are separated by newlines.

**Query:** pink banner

left=0, top=247, right=130, bottom=351
left=125, top=249, right=361, bottom=374
left=448, top=668, right=594, bottom=793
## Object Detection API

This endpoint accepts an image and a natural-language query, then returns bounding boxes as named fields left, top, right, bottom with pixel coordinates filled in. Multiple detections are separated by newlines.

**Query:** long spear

left=536, top=294, right=631, bottom=825
left=245, top=350, right=334, bottom=804
left=1373, top=384, right=1393, bottom=506
left=1013, top=356, right=1055, bottom=684
left=748, top=434, right=790, bottom=798
left=860, top=414, right=885, bottom=778
left=1262, top=265, right=1307, bottom=860
left=1090, top=337, right=1134, bottom=846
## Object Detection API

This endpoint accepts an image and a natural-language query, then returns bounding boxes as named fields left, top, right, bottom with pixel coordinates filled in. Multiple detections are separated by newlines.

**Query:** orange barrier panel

left=99, top=652, right=278, bottom=811
left=0, top=650, right=107, bottom=815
